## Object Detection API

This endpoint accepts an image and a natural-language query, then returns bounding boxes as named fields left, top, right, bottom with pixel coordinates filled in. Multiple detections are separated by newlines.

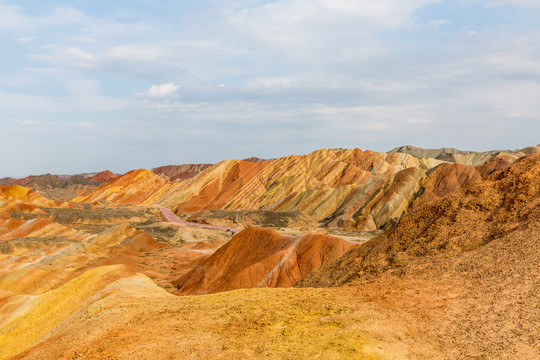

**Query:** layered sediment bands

left=73, top=147, right=536, bottom=230
left=174, top=227, right=358, bottom=294
left=0, top=223, right=163, bottom=295
left=0, top=265, right=136, bottom=360
left=152, top=164, right=213, bottom=181
left=77, top=149, right=430, bottom=229
left=0, top=217, right=85, bottom=241
left=73, top=169, right=171, bottom=205
left=0, top=185, right=74, bottom=209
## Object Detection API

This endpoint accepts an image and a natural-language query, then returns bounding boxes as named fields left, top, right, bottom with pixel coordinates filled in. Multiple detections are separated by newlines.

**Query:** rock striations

left=74, top=146, right=538, bottom=231
left=174, top=227, right=358, bottom=294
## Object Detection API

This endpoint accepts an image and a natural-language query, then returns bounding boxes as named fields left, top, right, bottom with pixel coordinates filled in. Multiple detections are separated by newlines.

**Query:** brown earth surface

left=1, top=266, right=436, bottom=360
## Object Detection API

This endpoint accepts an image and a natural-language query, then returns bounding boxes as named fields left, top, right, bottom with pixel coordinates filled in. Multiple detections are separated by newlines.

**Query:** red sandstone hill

left=173, top=227, right=358, bottom=294
left=151, top=164, right=213, bottom=182
left=87, top=170, right=118, bottom=183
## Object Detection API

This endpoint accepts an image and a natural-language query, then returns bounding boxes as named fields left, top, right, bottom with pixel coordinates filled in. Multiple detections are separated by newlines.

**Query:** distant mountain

left=0, top=171, right=119, bottom=201
left=0, top=173, right=63, bottom=190
left=388, top=145, right=538, bottom=165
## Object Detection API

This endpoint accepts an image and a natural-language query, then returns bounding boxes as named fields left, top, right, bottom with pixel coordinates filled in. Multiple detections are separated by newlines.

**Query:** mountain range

left=0, top=145, right=538, bottom=359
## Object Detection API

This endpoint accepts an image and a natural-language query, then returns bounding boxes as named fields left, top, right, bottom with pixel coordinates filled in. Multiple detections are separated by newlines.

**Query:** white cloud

left=0, top=3, right=28, bottom=30
left=426, top=19, right=450, bottom=28
left=73, top=121, right=97, bottom=128
left=245, top=77, right=292, bottom=89
left=104, top=45, right=165, bottom=62
left=30, top=45, right=97, bottom=68
left=0, top=91, right=134, bottom=113
left=141, top=83, right=180, bottom=98
left=15, top=36, right=35, bottom=43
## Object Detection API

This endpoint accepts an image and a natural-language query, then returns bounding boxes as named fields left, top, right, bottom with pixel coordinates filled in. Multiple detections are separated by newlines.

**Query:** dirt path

left=160, top=208, right=242, bottom=234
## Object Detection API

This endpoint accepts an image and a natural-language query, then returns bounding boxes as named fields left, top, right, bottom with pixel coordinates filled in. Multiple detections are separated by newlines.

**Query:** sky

left=0, top=0, right=539, bottom=177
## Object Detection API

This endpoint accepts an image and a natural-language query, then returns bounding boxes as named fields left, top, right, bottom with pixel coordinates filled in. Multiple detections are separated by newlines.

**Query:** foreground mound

left=174, top=227, right=358, bottom=294
left=0, top=266, right=423, bottom=360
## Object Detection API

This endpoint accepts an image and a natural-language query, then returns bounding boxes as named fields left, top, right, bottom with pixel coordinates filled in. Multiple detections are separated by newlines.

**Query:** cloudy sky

left=1, top=0, right=539, bottom=176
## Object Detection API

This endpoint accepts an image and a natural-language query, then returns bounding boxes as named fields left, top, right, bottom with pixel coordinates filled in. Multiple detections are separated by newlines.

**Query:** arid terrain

left=0, top=146, right=538, bottom=359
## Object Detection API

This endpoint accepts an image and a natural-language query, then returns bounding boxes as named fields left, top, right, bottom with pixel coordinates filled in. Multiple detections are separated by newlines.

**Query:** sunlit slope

left=0, top=185, right=75, bottom=210
left=75, top=148, right=435, bottom=229
left=1, top=266, right=427, bottom=360
left=0, top=265, right=134, bottom=360
left=73, top=169, right=176, bottom=205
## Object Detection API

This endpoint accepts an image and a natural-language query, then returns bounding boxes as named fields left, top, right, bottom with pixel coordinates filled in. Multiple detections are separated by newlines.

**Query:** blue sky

left=0, top=0, right=539, bottom=176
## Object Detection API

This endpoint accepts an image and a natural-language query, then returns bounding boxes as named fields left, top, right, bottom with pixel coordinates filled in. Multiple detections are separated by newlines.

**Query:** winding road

left=160, top=208, right=242, bottom=234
